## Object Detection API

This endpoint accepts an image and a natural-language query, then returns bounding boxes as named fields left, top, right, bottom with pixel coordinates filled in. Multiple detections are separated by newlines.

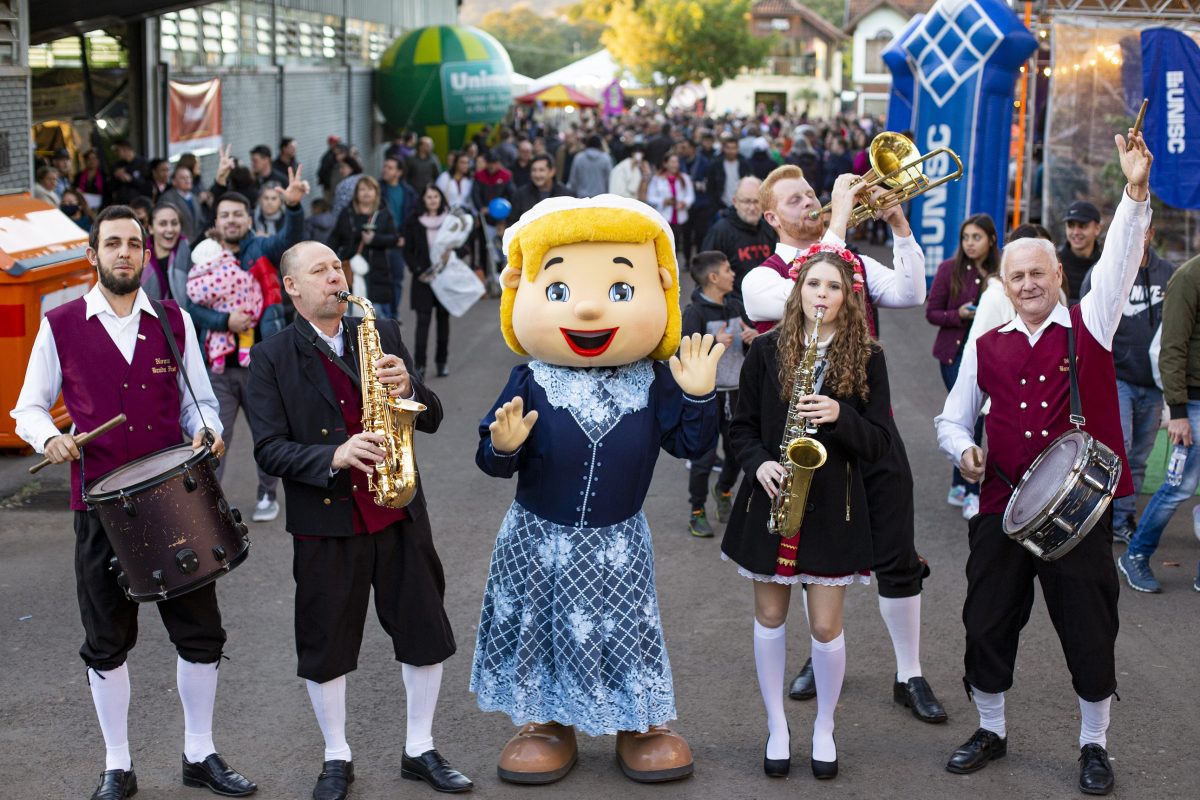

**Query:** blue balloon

left=488, top=197, right=512, bottom=220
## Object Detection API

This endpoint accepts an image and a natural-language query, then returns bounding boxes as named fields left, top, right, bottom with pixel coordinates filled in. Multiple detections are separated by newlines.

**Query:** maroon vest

left=754, top=253, right=877, bottom=336
left=318, top=355, right=409, bottom=534
left=46, top=297, right=187, bottom=510
left=976, top=304, right=1132, bottom=515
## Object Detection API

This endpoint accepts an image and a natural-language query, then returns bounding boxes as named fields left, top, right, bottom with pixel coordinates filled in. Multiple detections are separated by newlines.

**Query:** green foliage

left=479, top=4, right=604, bottom=78
left=805, top=0, right=845, bottom=27
left=602, top=0, right=775, bottom=93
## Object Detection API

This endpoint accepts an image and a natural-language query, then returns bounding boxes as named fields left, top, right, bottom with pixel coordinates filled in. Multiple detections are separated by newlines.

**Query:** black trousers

left=410, top=280, right=450, bottom=368
left=689, top=389, right=739, bottom=508
left=963, top=511, right=1119, bottom=702
left=864, top=426, right=928, bottom=598
left=292, top=518, right=456, bottom=684
left=74, top=510, right=226, bottom=671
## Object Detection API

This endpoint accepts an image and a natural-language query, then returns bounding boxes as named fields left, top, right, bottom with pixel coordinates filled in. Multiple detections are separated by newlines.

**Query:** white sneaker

left=1193, top=506, right=1200, bottom=542
left=251, top=495, right=279, bottom=522
left=947, top=485, right=967, bottom=507
left=962, top=494, right=980, bottom=520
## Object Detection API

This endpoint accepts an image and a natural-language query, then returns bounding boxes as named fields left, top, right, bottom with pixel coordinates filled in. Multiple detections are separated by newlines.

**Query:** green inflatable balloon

left=376, top=25, right=514, bottom=163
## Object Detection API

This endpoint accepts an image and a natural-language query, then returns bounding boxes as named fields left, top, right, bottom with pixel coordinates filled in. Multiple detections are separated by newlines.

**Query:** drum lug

left=119, top=492, right=136, bottom=518
left=1051, top=515, right=1075, bottom=533
left=175, top=548, right=200, bottom=575
left=1082, top=473, right=1108, bottom=492
left=152, top=569, right=168, bottom=599
left=182, top=466, right=197, bottom=493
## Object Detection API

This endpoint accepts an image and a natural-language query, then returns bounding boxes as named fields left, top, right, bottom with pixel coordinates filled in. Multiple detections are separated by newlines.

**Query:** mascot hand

left=669, top=333, right=725, bottom=396
left=489, top=396, right=539, bottom=454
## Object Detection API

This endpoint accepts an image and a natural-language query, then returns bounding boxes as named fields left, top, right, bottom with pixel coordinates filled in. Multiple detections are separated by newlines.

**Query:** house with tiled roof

left=705, top=0, right=847, bottom=117
left=845, top=0, right=933, bottom=116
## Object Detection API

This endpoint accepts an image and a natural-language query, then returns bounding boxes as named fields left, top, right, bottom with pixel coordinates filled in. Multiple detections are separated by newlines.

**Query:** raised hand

left=1115, top=129, right=1152, bottom=200
left=282, top=164, right=311, bottom=207
left=216, top=144, right=235, bottom=184
left=489, top=396, right=538, bottom=454
left=826, top=173, right=866, bottom=240
left=668, top=332, right=726, bottom=396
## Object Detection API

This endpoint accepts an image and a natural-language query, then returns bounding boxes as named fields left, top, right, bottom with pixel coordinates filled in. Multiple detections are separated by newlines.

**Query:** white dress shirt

left=935, top=191, right=1151, bottom=466
left=741, top=231, right=927, bottom=322
left=11, top=284, right=222, bottom=452
left=318, top=321, right=346, bottom=358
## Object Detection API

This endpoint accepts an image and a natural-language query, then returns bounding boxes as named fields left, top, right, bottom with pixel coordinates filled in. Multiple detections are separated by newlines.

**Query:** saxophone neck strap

left=296, top=315, right=361, bottom=387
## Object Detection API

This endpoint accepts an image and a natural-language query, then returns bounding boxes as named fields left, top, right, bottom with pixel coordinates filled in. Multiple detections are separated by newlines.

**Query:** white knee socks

left=753, top=621, right=790, bottom=760
left=810, top=633, right=845, bottom=763
left=306, top=676, right=351, bottom=762
left=972, top=686, right=1007, bottom=738
left=1078, top=695, right=1111, bottom=749
left=89, top=665, right=132, bottom=771
left=402, top=663, right=443, bottom=758
left=177, top=658, right=219, bottom=763
left=878, top=595, right=923, bottom=682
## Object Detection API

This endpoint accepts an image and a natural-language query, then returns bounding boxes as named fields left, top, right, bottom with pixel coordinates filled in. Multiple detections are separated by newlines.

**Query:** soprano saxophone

left=768, top=308, right=828, bottom=536
left=336, top=291, right=426, bottom=508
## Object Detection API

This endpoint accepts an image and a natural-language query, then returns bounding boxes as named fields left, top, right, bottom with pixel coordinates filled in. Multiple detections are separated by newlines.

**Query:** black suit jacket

left=246, top=315, right=443, bottom=536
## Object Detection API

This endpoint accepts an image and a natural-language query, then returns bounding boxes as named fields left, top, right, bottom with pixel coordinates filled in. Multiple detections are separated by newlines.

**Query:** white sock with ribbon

left=753, top=620, right=790, bottom=760
left=89, top=664, right=132, bottom=771
left=810, top=633, right=845, bottom=763
left=878, top=595, right=923, bottom=682
left=306, top=676, right=351, bottom=762
left=972, top=686, right=1007, bottom=739
left=1078, top=695, right=1111, bottom=749
left=402, top=662, right=443, bottom=758
left=177, top=657, right=219, bottom=763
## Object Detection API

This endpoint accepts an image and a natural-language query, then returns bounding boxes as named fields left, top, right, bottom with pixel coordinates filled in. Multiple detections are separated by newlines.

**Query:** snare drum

left=1002, top=429, right=1122, bottom=561
left=85, top=444, right=250, bottom=602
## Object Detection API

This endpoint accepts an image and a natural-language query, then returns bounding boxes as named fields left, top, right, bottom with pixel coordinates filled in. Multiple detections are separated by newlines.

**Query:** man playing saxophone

left=246, top=241, right=473, bottom=799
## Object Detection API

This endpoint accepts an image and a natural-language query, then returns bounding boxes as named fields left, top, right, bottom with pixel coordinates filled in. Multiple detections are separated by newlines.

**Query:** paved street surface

left=2, top=244, right=1197, bottom=799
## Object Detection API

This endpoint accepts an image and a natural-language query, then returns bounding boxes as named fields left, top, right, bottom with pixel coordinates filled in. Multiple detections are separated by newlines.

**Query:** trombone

left=809, top=132, right=963, bottom=227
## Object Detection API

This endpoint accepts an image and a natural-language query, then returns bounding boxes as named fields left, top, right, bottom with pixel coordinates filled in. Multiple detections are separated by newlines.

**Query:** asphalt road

left=2, top=246, right=1197, bottom=799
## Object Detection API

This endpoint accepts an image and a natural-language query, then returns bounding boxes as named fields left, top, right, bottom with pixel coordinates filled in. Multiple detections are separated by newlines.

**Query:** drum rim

left=85, top=443, right=210, bottom=502
left=123, top=539, right=250, bottom=602
left=1002, top=429, right=1093, bottom=536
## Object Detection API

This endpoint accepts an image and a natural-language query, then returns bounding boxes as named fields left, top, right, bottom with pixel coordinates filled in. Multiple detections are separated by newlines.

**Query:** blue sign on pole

left=1142, top=29, right=1200, bottom=210
left=884, top=0, right=1036, bottom=274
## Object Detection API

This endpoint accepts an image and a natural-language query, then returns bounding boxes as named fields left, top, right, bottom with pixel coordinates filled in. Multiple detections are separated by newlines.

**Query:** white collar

left=84, top=283, right=156, bottom=320
left=315, top=321, right=345, bottom=350
left=998, top=302, right=1071, bottom=337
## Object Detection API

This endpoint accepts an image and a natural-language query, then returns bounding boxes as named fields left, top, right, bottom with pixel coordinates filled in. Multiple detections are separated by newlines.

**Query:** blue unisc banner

left=884, top=0, right=1036, bottom=273
left=1142, top=29, right=1200, bottom=210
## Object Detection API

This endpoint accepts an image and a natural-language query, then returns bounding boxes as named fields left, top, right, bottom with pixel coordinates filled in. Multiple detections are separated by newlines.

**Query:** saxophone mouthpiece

left=335, top=291, right=350, bottom=301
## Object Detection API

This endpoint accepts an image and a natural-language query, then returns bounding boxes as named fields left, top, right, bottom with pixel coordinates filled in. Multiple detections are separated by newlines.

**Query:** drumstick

left=1127, top=98, right=1148, bottom=150
left=28, top=414, right=127, bottom=474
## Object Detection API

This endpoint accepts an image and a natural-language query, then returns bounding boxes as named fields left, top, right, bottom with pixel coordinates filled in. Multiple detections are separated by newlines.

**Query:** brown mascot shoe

left=497, top=722, right=579, bottom=785
left=615, top=726, right=695, bottom=783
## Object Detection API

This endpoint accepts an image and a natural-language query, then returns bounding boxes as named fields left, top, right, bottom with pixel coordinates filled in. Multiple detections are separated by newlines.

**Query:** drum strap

left=150, top=299, right=213, bottom=447
left=1068, top=324, right=1084, bottom=428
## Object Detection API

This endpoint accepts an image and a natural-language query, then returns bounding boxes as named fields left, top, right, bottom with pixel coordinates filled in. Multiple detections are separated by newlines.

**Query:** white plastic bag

left=431, top=253, right=485, bottom=317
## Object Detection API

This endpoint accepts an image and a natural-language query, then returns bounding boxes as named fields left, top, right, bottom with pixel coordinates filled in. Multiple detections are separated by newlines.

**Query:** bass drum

left=1002, top=429, right=1122, bottom=561
left=85, top=444, right=250, bottom=602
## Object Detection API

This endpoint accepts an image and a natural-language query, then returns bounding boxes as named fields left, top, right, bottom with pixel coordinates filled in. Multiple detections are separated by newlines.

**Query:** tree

left=479, top=4, right=604, bottom=79
left=601, top=0, right=775, bottom=96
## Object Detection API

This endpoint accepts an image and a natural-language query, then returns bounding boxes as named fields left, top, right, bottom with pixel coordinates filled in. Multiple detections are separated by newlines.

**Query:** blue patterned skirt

left=470, top=501, right=676, bottom=736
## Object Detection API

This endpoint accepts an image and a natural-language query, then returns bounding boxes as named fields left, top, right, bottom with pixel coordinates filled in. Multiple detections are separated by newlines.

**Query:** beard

left=96, top=257, right=144, bottom=296
left=777, top=214, right=825, bottom=244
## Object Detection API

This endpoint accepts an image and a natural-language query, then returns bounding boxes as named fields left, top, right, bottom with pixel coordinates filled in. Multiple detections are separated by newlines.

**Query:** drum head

left=90, top=444, right=200, bottom=494
left=1007, top=431, right=1084, bottom=528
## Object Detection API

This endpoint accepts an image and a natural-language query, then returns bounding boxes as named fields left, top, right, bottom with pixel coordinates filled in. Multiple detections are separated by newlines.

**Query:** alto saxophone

left=768, top=308, right=829, bottom=536
left=336, top=291, right=426, bottom=508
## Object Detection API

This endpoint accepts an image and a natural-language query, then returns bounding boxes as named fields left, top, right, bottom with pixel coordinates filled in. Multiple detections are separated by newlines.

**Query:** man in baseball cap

left=1059, top=200, right=1103, bottom=302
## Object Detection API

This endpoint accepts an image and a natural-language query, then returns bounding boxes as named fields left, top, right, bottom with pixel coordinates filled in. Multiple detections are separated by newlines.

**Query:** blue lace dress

left=472, top=359, right=718, bottom=736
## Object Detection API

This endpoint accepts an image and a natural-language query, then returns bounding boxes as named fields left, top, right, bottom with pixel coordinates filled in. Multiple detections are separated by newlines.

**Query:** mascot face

left=508, top=239, right=672, bottom=367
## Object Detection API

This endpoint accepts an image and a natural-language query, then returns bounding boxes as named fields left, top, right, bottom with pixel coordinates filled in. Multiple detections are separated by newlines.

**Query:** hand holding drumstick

left=30, top=414, right=127, bottom=474
left=960, top=445, right=985, bottom=484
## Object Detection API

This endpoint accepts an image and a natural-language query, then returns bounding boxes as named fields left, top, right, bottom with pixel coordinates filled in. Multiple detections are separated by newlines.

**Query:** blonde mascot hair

left=500, top=195, right=682, bottom=361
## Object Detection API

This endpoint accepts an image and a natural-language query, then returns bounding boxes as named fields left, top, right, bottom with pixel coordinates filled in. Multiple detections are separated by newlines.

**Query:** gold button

left=1024, top=431, right=1032, bottom=438
left=352, top=485, right=358, bottom=491
left=1020, top=402, right=1027, bottom=409
left=323, top=498, right=331, bottom=505
left=321, top=428, right=329, bottom=436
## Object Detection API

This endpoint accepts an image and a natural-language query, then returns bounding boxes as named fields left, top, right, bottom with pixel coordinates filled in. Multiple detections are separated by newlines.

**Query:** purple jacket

left=926, top=257, right=986, bottom=364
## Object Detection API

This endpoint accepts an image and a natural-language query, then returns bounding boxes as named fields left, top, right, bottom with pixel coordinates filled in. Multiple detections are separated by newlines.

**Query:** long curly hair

left=776, top=251, right=874, bottom=402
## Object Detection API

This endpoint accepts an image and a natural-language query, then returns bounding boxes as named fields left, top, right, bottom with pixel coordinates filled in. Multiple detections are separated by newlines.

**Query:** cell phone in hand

left=966, top=304, right=977, bottom=311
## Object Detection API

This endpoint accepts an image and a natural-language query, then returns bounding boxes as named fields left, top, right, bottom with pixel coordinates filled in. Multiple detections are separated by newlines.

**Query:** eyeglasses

left=733, top=197, right=760, bottom=206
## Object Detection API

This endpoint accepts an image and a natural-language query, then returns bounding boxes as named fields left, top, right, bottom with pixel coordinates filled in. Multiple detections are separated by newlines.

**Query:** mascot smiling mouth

left=561, top=327, right=619, bottom=357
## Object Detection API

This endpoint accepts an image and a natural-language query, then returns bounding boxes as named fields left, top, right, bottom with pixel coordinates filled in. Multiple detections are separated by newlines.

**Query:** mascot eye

left=545, top=282, right=570, bottom=302
left=609, top=282, right=635, bottom=302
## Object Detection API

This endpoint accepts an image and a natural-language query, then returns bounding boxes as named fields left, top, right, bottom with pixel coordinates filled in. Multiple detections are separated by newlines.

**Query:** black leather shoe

left=945, top=728, right=1007, bottom=774
left=788, top=658, right=816, bottom=701
left=436, top=364, right=449, bottom=378
left=763, top=727, right=790, bottom=777
left=402, top=750, right=473, bottom=793
left=313, top=760, right=354, bottom=800
left=810, top=758, right=837, bottom=780
left=893, top=675, right=949, bottom=724
left=90, top=767, right=137, bottom=800
left=182, top=754, right=257, bottom=796
left=1078, top=744, right=1115, bottom=795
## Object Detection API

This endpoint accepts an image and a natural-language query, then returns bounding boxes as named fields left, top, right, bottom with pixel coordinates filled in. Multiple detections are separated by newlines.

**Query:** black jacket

left=510, top=181, right=575, bottom=223
left=246, top=316, right=443, bottom=537
left=721, top=332, right=891, bottom=577
left=704, top=156, right=752, bottom=208
left=699, top=208, right=778, bottom=289
left=328, top=205, right=399, bottom=305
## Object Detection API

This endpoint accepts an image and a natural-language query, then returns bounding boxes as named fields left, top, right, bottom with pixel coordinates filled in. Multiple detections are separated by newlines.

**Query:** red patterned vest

left=318, top=355, right=409, bottom=534
left=46, top=298, right=187, bottom=511
left=976, top=304, right=1132, bottom=515
left=753, top=252, right=877, bottom=337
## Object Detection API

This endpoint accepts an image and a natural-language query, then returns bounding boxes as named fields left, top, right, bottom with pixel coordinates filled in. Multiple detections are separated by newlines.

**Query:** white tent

left=510, top=71, right=535, bottom=98
left=530, top=49, right=631, bottom=98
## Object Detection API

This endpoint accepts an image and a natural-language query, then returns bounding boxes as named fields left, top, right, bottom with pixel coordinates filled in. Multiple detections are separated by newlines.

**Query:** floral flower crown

left=787, top=242, right=863, bottom=292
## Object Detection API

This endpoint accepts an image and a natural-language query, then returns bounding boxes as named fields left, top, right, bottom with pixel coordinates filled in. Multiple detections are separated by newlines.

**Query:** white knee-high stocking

left=1078, top=695, right=1111, bottom=749
left=810, top=633, right=845, bottom=763
left=972, top=686, right=1006, bottom=738
left=878, top=595, right=923, bottom=682
left=402, top=663, right=443, bottom=757
left=89, top=665, right=132, bottom=771
left=177, top=658, right=219, bottom=763
left=753, top=621, right=789, bottom=760
left=306, top=676, right=351, bottom=762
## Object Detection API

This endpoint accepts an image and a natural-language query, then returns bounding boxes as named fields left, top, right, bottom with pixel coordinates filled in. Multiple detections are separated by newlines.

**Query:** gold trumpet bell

left=867, top=132, right=926, bottom=190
